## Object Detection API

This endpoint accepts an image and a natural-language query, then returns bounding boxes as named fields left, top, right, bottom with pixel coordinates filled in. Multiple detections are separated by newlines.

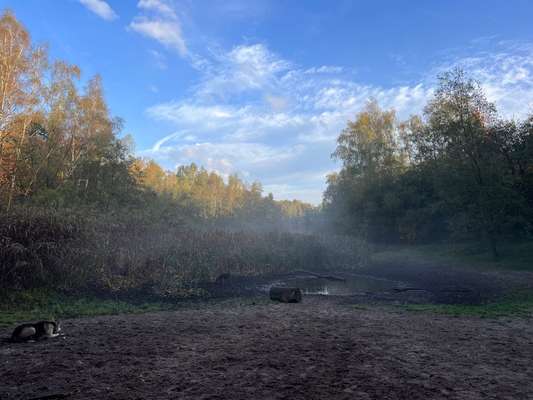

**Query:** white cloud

left=264, top=94, right=288, bottom=111
left=431, top=42, right=533, bottom=119
left=130, top=18, right=187, bottom=55
left=194, top=44, right=291, bottom=99
left=138, top=0, right=177, bottom=19
left=147, top=102, right=308, bottom=142
left=129, top=0, right=187, bottom=56
left=79, top=0, right=117, bottom=21
left=142, top=42, right=533, bottom=204
left=304, top=65, right=344, bottom=74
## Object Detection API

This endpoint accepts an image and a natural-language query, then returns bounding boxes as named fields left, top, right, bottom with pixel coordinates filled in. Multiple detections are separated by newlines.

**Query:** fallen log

left=269, top=287, right=302, bottom=303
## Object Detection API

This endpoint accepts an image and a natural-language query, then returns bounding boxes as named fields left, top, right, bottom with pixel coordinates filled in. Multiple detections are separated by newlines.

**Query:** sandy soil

left=1, top=296, right=533, bottom=400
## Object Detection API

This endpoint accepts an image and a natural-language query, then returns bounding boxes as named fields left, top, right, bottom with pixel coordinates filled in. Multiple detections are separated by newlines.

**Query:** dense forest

left=325, top=71, right=533, bottom=258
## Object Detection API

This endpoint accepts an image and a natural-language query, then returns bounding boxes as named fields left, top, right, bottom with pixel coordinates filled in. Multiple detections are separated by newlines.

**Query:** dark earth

left=2, top=262, right=533, bottom=399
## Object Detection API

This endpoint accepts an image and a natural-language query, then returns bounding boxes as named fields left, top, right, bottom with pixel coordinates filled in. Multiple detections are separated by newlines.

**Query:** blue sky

left=3, top=0, right=533, bottom=204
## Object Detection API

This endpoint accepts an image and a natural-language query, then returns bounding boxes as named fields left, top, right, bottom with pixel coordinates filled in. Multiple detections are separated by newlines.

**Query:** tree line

left=325, top=69, right=533, bottom=257
left=4, top=5, right=530, bottom=278
left=1, top=10, right=346, bottom=296
left=0, top=10, right=313, bottom=226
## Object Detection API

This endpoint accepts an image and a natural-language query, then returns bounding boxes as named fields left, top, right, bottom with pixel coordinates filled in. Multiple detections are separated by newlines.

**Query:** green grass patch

left=0, top=289, right=272, bottom=328
left=0, top=289, right=182, bottom=327
left=372, top=240, right=533, bottom=272
left=402, top=290, right=533, bottom=318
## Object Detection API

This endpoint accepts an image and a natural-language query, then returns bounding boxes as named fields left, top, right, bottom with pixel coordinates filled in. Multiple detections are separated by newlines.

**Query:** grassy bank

left=401, top=290, right=533, bottom=318
left=0, top=289, right=275, bottom=328
left=371, top=241, right=533, bottom=272
left=0, top=289, right=183, bottom=327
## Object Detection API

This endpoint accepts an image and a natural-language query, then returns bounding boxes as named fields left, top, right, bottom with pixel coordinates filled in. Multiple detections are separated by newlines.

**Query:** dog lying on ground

left=10, top=321, right=62, bottom=342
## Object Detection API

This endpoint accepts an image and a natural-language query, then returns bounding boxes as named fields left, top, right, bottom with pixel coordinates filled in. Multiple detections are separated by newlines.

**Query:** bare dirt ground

left=2, top=296, right=533, bottom=400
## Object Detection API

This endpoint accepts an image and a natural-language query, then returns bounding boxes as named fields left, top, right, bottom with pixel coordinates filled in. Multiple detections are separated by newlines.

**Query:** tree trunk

left=6, top=119, right=29, bottom=211
left=269, top=287, right=302, bottom=303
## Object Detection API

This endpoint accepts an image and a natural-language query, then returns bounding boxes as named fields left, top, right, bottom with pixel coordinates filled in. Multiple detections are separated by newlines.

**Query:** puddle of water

left=256, top=272, right=485, bottom=304
left=263, top=274, right=400, bottom=296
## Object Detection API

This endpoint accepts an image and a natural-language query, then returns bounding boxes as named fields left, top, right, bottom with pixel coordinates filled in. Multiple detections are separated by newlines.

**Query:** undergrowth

left=1, top=207, right=367, bottom=299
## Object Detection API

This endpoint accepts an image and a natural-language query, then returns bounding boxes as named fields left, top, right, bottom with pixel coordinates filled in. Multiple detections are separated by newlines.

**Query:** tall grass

left=1, top=207, right=367, bottom=299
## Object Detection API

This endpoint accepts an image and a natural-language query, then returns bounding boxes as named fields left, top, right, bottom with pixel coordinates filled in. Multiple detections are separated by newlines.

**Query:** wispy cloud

left=138, top=0, right=177, bottom=19
left=434, top=41, right=533, bottom=118
left=143, top=42, right=533, bottom=204
left=149, top=49, right=167, bottom=69
left=194, top=44, right=292, bottom=99
left=130, top=18, right=186, bottom=55
left=129, top=0, right=187, bottom=56
left=79, top=0, right=118, bottom=21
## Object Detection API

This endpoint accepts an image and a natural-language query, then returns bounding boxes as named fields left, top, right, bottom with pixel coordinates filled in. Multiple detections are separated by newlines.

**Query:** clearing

left=2, top=296, right=533, bottom=399
left=2, top=257, right=533, bottom=400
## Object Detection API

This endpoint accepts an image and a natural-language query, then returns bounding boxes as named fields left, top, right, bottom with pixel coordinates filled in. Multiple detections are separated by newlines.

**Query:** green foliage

left=332, top=99, right=400, bottom=176
left=131, top=159, right=317, bottom=227
left=326, top=69, right=533, bottom=256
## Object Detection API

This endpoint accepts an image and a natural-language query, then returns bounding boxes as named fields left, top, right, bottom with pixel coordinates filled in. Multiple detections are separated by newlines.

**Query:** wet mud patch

left=208, top=261, right=515, bottom=306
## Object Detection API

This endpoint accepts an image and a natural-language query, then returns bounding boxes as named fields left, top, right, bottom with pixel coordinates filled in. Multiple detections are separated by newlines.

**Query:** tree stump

left=269, top=287, right=302, bottom=303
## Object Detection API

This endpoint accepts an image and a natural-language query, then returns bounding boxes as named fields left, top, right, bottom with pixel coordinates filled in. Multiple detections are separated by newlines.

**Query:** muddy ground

left=3, top=261, right=533, bottom=400
left=207, top=259, right=533, bottom=305
left=2, top=294, right=533, bottom=400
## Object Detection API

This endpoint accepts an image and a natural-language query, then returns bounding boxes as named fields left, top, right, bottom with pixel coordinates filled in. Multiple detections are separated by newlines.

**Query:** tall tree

left=333, top=99, right=400, bottom=177
left=0, top=10, right=46, bottom=209
left=420, top=69, right=527, bottom=257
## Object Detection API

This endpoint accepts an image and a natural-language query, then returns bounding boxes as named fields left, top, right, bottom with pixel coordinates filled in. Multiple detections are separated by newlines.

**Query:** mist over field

left=1, top=2, right=533, bottom=399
